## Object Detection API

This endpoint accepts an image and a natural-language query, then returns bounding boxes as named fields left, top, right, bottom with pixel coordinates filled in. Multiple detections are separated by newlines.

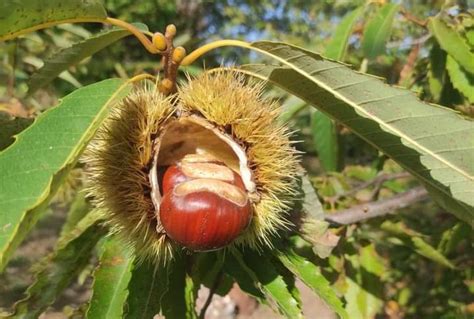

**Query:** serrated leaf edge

left=0, top=79, right=131, bottom=270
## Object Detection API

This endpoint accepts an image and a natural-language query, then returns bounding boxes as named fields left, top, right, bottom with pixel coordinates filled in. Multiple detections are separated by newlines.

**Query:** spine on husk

left=83, top=71, right=300, bottom=262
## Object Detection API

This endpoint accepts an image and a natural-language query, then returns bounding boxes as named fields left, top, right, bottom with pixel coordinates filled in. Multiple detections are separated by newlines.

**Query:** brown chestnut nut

left=159, top=177, right=252, bottom=251
left=161, top=165, right=189, bottom=195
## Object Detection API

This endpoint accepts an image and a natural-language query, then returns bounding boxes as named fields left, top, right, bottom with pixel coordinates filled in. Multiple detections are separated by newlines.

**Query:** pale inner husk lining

left=149, top=116, right=256, bottom=225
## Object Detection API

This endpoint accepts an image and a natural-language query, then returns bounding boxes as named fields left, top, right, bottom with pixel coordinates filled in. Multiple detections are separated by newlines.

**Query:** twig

left=398, top=44, right=421, bottom=87
left=199, top=270, right=223, bottom=319
left=105, top=17, right=159, bottom=54
left=325, top=172, right=411, bottom=203
left=325, top=186, right=429, bottom=225
left=400, top=7, right=428, bottom=27
left=386, top=33, right=431, bottom=49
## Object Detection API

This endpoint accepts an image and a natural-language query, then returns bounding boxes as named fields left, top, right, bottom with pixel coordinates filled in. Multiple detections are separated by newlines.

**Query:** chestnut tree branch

left=199, top=270, right=223, bottom=319
left=325, top=186, right=429, bottom=225
left=325, top=172, right=411, bottom=203
left=386, top=33, right=431, bottom=49
left=400, top=7, right=428, bottom=27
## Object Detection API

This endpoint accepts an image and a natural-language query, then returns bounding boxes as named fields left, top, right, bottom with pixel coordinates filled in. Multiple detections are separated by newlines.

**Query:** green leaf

left=467, top=29, right=474, bottom=47
left=437, top=222, right=471, bottom=256
left=362, top=4, right=399, bottom=59
left=275, top=248, right=348, bottom=319
left=192, top=253, right=221, bottom=286
left=314, top=8, right=362, bottom=172
left=274, top=262, right=303, bottom=313
left=429, top=17, right=474, bottom=74
left=11, top=214, right=106, bottom=318
left=344, top=244, right=385, bottom=319
left=59, top=191, right=91, bottom=237
left=0, top=0, right=107, bottom=41
left=86, top=238, right=134, bottom=319
left=223, top=252, right=265, bottom=302
left=344, top=277, right=382, bottom=319
left=358, top=243, right=385, bottom=277
left=28, top=23, right=148, bottom=95
left=311, top=111, right=340, bottom=171
left=325, top=8, right=363, bottom=60
left=299, top=175, right=339, bottom=258
left=381, top=221, right=455, bottom=268
left=126, top=256, right=191, bottom=319
left=234, top=249, right=303, bottom=319
left=124, top=260, right=165, bottom=319
left=184, top=275, right=198, bottom=319
left=160, top=256, right=187, bottom=319
left=192, top=252, right=231, bottom=296
left=0, top=112, right=33, bottom=151
left=446, top=55, right=474, bottom=103
left=278, top=95, right=307, bottom=124
left=427, top=44, right=447, bottom=101
left=0, top=78, right=132, bottom=271
left=234, top=41, right=474, bottom=226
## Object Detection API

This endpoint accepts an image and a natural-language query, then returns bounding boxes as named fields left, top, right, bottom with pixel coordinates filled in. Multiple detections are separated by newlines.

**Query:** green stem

left=1, top=17, right=159, bottom=54
left=105, top=17, right=159, bottom=54
left=181, top=39, right=252, bottom=66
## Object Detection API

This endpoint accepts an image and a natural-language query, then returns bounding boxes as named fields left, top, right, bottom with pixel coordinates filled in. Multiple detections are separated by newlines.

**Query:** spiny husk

left=83, top=83, right=175, bottom=261
left=84, top=71, right=300, bottom=262
left=179, top=71, right=300, bottom=248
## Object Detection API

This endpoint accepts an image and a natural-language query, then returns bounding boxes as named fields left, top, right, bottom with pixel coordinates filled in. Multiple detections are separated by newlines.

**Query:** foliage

left=0, top=1, right=473, bottom=319
left=0, top=79, right=131, bottom=271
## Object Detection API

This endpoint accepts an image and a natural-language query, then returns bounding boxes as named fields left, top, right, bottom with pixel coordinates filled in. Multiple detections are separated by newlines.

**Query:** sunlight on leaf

left=87, top=237, right=134, bottom=319
left=229, top=41, right=473, bottom=226
left=362, top=4, right=399, bottom=59
left=0, top=0, right=106, bottom=41
left=0, top=79, right=131, bottom=271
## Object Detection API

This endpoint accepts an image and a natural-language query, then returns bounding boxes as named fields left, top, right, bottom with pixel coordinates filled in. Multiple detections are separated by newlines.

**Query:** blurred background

left=1, top=1, right=473, bottom=318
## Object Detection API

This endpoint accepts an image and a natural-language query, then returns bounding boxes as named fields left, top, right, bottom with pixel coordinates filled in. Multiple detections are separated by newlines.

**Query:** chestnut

left=161, top=156, right=245, bottom=195
left=161, top=164, right=189, bottom=195
left=159, top=175, right=252, bottom=251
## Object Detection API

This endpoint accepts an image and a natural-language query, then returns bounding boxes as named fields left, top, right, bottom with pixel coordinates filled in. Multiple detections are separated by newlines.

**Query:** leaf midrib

left=142, top=265, right=159, bottom=319
left=103, top=259, right=132, bottom=318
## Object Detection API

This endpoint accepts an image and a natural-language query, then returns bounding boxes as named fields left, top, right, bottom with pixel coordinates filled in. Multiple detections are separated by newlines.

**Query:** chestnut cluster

left=159, top=154, right=252, bottom=251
